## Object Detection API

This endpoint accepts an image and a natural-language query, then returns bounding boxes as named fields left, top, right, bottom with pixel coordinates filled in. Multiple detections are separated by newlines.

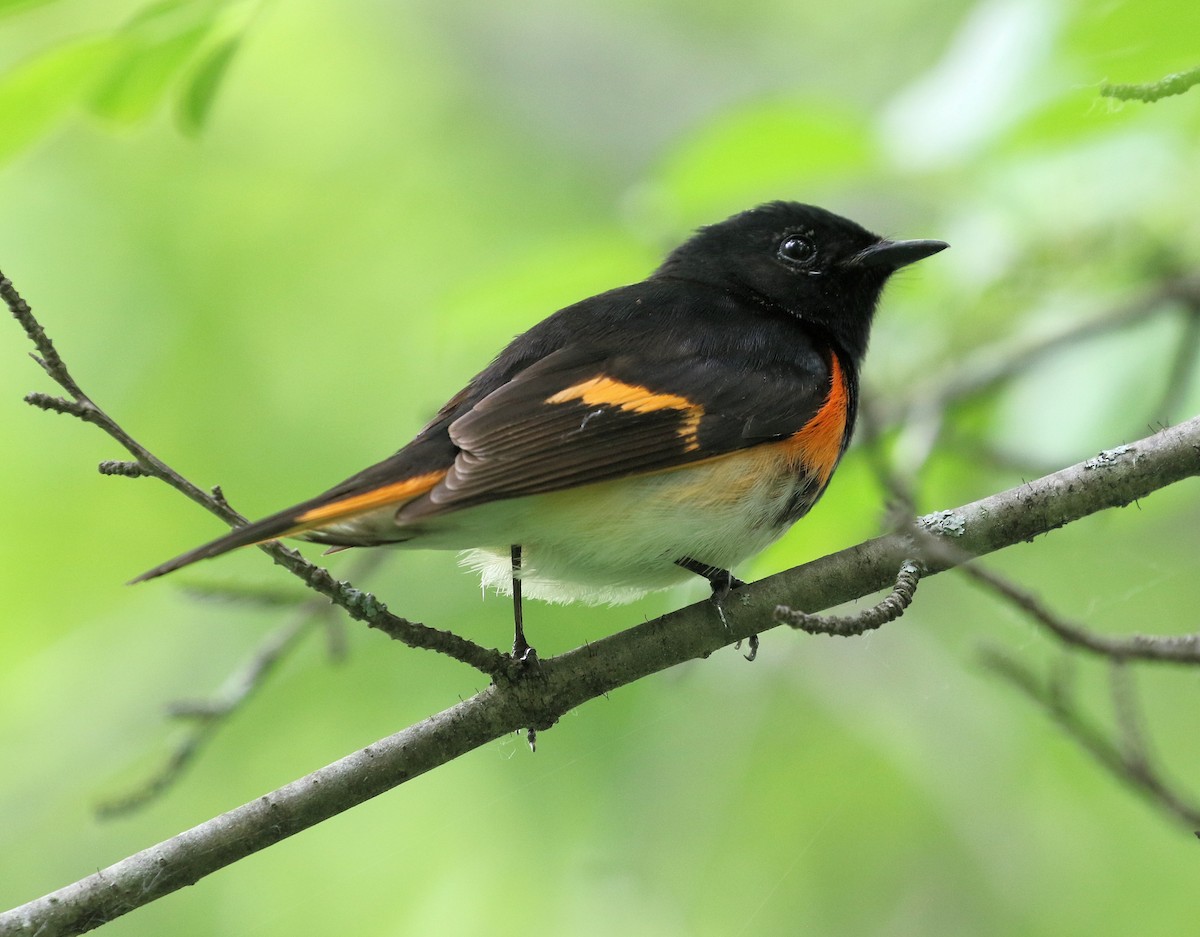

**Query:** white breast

left=443, top=450, right=813, bottom=605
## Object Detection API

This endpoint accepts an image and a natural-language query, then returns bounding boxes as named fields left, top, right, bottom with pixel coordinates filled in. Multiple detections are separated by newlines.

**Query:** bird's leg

left=675, top=556, right=757, bottom=661
left=675, top=556, right=746, bottom=607
left=510, top=544, right=535, bottom=663
left=511, top=544, right=540, bottom=751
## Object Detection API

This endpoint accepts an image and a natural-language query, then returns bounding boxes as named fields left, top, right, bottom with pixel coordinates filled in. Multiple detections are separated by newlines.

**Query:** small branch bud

left=24, top=391, right=94, bottom=420
left=99, top=460, right=154, bottom=478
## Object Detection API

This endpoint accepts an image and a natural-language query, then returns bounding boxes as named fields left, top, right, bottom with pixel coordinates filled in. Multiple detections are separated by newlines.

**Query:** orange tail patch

left=292, top=469, right=447, bottom=528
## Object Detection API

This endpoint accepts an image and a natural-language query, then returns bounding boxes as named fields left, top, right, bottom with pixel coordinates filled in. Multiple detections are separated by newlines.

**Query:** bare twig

left=938, top=427, right=1064, bottom=478
left=919, top=276, right=1200, bottom=413
left=774, top=560, right=922, bottom=636
left=96, top=617, right=310, bottom=818
left=1108, top=660, right=1152, bottom=774
left=867, top=275, right=1200, bottom=474
left=2, top=270, right=508, bottom=679
left=175, top=580, right=312, bottom=608
left=1149, top=306, right=1200, bottom=427
left=97, top=552, right=384, bottom=817
left=952, top=547, right=1200, bottom=836
left=958, top=562, right=1200, bottom=664
left=980, top=647, right=1200, bottom=828
left=960, top=556, right=1200, bottom=833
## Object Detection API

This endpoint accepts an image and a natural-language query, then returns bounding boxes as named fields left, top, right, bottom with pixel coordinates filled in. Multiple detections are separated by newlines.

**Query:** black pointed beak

left=848, top=238, right=949, bottom=271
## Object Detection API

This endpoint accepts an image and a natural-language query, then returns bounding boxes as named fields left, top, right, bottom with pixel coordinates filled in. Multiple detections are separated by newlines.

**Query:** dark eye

left=778, top=234, right=817, bottom=267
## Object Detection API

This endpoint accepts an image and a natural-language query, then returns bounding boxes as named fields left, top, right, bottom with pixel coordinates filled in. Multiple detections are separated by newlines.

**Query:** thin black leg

left=511, top=544, right=539, bottom=750
left=675, top=556, right=757, bottom=661
left=675, top=556, right=746, bottom=599
left=511, top=544, right=531, bottom=660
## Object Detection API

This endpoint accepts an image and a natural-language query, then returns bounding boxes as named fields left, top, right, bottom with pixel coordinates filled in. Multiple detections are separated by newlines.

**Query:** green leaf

left=88, top=21, right=213, bottom=124
left=175, top=35, right=241, bottom=136
left=0, top=36, right=123, bottom=164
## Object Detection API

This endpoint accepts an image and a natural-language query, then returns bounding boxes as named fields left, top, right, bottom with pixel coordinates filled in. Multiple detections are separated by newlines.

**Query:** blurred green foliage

left=2, top=1, right=1199, bottom=934
left=0, top=0, right=254, bottom=145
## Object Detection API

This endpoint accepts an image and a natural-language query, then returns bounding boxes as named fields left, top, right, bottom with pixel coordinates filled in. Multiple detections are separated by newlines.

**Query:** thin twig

left=866, top=275, right=1200, bottom=471
left=1101, top=66, right=1200, bottom=103
left=1108, top=660, right=1151, bottom=775
left=2, top=270, right=508, bottom=679
left=774, top=560, right=922, bottom=637
left=1148, top=306, right=1200, bottom=427
left=96, top=617, right=310, bottom=817
left=97, top=550, right=388, bottom=816
left=3, top=276, right=85, bottom=399
left=939, top=427, right=1064, bottom=478
left=856, top=397, right=920, bottom=518
left=980, top=647, right=1200, bottom=828
left=925, top=276, right=1200, bottom=411
left=175, top=580, right=312, bottom=608
left=958, top=562, right=1200, bottom=664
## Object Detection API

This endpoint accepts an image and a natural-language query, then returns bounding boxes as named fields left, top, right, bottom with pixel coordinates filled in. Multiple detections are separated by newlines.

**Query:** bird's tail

left=129, top=506, right=317, bottom=584
left=130, top=467, right=447, bottom=584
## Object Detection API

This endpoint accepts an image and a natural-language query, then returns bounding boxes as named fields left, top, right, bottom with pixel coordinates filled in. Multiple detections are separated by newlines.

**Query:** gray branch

left=3, top=414, right=1198, bottom=937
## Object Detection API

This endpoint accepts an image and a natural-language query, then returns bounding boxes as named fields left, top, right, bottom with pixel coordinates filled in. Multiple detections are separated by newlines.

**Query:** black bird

left=134, top=202, right=946, bottom=655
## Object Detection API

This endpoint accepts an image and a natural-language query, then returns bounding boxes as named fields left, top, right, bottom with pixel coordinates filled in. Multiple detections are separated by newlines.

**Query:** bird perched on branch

left=134, top=201, right=946, bottom=658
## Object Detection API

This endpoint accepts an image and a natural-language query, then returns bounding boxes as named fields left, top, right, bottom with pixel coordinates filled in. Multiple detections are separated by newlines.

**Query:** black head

left=654, top=201, right=947, bottom=362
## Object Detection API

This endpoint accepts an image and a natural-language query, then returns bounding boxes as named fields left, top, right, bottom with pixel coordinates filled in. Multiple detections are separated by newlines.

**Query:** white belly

left=313, top=449, right=822, bottom=605
left=417, top=452, right=808, bottom=604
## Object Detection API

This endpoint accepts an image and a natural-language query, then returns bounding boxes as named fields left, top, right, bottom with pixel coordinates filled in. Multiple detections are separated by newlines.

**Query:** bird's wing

left=400, top=341, right=848, bottom=518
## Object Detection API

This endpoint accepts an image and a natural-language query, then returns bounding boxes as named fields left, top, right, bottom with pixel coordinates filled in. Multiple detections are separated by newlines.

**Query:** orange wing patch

left=546, top=377, right=704, bottom=451
left=293, top=469, right=447, bottom=527
left=782, top=353, right=849, bottom=484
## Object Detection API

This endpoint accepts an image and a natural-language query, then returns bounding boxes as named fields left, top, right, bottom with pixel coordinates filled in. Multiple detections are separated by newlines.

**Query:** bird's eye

left=777, top=234, right=817, bottom=267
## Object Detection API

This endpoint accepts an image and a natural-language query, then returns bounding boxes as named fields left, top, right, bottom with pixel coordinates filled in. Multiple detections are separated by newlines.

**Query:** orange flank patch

left=783, top=353, right=849, bottom=483
left=293, top=469, right=447, bottom=526
left=547, top=377, right=704, bottom=451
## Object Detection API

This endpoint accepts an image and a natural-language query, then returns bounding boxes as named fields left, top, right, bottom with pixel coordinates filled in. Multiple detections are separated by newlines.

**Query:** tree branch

left=3, top=414, right=1198, bottom=936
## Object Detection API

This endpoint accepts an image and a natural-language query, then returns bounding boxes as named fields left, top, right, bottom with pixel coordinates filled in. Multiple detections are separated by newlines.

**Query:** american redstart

left=135, top=202, right=946, bottom=656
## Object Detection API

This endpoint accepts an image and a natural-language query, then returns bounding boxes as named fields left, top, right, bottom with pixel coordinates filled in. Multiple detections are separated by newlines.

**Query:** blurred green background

left=3, top=0, right=1200, bottom=934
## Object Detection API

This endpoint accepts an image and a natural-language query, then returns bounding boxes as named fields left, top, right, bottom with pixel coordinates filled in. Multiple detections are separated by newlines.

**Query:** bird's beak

left=848, top=238, right=949, bottom=271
